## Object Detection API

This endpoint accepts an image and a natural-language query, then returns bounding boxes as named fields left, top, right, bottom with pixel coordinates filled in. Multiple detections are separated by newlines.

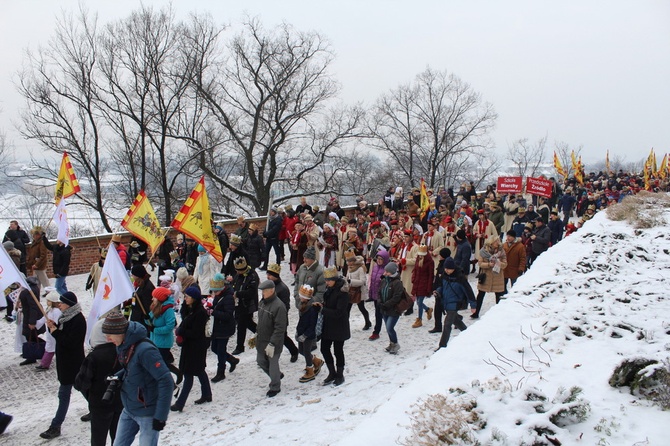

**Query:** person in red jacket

left=410, top=245, right=434, bottom=328
left=111, top=234, right=129, bottom=270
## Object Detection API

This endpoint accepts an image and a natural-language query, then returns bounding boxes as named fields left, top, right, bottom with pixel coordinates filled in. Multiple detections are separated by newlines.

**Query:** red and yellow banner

left=553, top=152, right=566, bottom=178
left=55, top=152, right=81, bottom=204
left=419, top=178, right=430, bottom=220
left=121, top=190, right=165, bottom=253
left=171, top=176, right=223, bottom=262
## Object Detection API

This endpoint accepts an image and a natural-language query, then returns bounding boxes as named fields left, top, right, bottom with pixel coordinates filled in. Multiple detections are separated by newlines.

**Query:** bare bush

left=606, top=191, right=670, bottom=229
left=401, top=392, right=484, bottom=446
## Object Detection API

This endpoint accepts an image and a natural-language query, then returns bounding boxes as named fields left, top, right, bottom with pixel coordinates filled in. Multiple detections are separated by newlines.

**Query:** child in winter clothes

left=410, top=245, right=434, bottom=328
left=366, top=249, right=390, bottom=340
left=295, top=285, right=323, bottom=383
left=147, top=287, right=182, bottom=384
left=35, top=290, right=62, bottom=370
left=345, top=253, right=371, bottom=330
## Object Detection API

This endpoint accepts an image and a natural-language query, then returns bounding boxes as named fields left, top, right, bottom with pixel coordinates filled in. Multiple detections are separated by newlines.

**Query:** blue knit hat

left=184, top=286, right=202, bottom=301
left=197, top=244, right=207, bottom=253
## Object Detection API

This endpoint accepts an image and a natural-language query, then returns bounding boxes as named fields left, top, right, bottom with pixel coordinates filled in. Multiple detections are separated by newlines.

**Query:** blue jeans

left=211, top=337, right=230, bottom=369
left=113, top=409, right=160, bottom=446
left=383, top=315, right=400, bottom=343
left=175, top=371, right=212, bottom=407
left=55, top=276, right=68, bottom=295
left=416, top=296, right=430, bottom=319
left=51, top=383, right=73, bottom=428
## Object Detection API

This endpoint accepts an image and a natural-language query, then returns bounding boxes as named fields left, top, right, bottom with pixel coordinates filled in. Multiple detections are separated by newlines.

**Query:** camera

left=102, top=375, right=123, bottom=403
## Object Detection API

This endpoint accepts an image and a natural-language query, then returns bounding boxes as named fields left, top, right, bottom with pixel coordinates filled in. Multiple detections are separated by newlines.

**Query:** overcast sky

left=1, top=0, right=668, bottom=164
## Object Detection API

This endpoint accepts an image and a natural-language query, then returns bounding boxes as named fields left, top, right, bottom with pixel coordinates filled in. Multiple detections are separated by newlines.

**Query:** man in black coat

left=74, top=323, right=123, bottom=446
left=529, top=217, right=551, bottom=267
left=40, top=292, right=86, bottom=440
left=129, top=265, right=155, bottom=330
left=223, top=235, right=249, bottom=278
left=52, top=241, right=72, bottom=296
left=4, top=222, right=29, bottom=274
left=231, top=258, right=259, bottom=355
left=261, top=208, right=283, bottom=270
left=19, top=276, right=42, bottom=365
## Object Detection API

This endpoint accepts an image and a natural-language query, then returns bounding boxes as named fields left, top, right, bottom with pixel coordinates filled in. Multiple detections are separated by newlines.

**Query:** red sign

left=496, top=176, right=523, bottom=194
left=526, top=177, right=553, bottom=198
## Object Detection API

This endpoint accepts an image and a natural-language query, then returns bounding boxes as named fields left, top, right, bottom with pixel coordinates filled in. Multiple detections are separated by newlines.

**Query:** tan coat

left=476, top=246, right=507, bottom=293
left=399, top=243, right=419, bottom=294
left=502, top=201, right=519, bottom=233
left=26, top=239, right=49, bottom=271
left=421, top=230, right=444, bottom=273
left=503, top=240, right=526, bottom=281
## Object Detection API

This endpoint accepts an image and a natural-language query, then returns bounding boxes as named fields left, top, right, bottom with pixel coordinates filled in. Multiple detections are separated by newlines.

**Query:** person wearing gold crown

left=294, top=284, right=324, bottom=383
left=231, top=257, right=259, bottom=355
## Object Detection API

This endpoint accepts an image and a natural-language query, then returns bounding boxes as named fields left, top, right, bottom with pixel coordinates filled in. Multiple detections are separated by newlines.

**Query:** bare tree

left=508, top=135, right=548, bottom=178
left=554, top=141, right=583, bottom=179
left=17, top=8, right=114, bottom=231
left=97, top=5, right=197, bottom=224
left=368, top=67, right=498, bottom=189
left=181, top=18, right=365, bottom=216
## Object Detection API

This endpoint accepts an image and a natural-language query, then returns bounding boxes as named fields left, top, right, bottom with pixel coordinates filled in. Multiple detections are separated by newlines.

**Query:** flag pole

left=145, top=228, right=170, bottom=266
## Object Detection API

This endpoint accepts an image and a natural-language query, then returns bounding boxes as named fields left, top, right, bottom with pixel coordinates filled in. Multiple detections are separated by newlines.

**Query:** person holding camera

left=101, top=312, right=173, bottom=446
left=74, top=319, right=123, bottom=446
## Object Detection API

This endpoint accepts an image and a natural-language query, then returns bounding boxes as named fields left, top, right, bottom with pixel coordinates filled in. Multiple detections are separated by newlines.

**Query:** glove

left=265, top=343, right=275, bottom=357
left=152, top=419, right=166, bottom=431
left=247, top=336, right=257, bottom=349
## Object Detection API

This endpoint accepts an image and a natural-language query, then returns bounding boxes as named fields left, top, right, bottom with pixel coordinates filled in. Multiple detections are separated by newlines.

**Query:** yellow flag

left=171, top=176, right=223, bottom=262
left=575, top=155, right=584, bottom=185
left=55, top=152, right=81, bottom=204
left=659, top=154, right=668, bottom=180
left=419, top=179, right=430, bottom=220
left=554, top=152, right=566, bottom=178
left=121, top=190, right=165, bottom=253
left=571, top=150, right=578, bottom=175
left=605, top=150, right=611, bottom=175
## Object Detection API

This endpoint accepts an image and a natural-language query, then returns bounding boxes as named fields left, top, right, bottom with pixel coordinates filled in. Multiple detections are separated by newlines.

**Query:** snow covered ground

left=1, top=204, right=669, bottom=445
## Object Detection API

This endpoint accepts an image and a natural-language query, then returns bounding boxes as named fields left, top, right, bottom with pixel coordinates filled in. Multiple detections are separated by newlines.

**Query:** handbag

left=476, top=271, right=487, bottom=284
left=22, top=332, right=46, bottom=361
left=348, top=286, right=362, bottom=304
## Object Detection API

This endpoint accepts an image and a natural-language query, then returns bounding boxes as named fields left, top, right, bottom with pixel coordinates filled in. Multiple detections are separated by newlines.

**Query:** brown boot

left=312, top=357, right=324, bottom=376
left=412, top=318, right=422, bottom=328
left=299, top=367, right=316, bottom=383
left=426, top=307, right=433, bottom=320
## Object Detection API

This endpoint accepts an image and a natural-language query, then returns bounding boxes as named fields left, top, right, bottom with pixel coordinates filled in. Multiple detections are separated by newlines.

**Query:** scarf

left=197, top=252, right=210, bottom=276
left=58, top=302, right=82, bottom=329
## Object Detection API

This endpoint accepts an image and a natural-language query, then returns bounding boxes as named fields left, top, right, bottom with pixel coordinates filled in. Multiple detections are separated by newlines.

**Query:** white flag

left=0, top=244, right=29, bottom=291
left=86, top=242, right=134, bottom=342
left=53, top=197, right=70, bottom=246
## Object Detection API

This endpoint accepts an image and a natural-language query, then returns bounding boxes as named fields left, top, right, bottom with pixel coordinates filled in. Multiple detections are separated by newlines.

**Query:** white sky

left=1, top=0, right=669, bottom=164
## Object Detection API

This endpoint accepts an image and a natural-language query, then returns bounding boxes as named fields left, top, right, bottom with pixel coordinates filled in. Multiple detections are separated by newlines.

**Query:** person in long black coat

left=231, top=261, right=259, bottom=355
left=74, top=322, right=123, bottom=446
left=209, top=274, right=238, bottom=382
left=40, top=292, right=86, bottom=440
left=246, top=225, right=265, bottom=270
left=314, top=268, right=350, bottom=386
left=18, top=276, right=42, bottom=365
left=172, top=286, right=212, bottom=411
left=129, top=265, right=154, bottom=330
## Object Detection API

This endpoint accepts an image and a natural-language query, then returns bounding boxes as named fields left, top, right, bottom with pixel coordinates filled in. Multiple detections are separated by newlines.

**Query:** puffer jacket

left=345, top=257, right=367, bottom=304
left=367, top=249, right=389, bottom=301
left=115, top=322, right=173, bottom=422
left=148, top=296, right=176, bottom=349
left=320, top=278, right=351, bottom=342
left=211, top=286, right=236, bottom=339
left=233, top=268, right=259, bottom=314
left=438, top=271, right=472, bottom=311
left=378, top=274, right=405, bottom=317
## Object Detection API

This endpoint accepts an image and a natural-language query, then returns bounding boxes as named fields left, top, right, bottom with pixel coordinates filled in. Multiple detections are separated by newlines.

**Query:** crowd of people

left=0, top=169, right=655, bottom=442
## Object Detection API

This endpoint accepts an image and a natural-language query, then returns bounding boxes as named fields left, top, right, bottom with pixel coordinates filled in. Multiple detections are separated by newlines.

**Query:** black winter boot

left=322, top=363, right=336, bottom=385
left=211, top=366, right=226, bottom=383
left=168, top=364, right=183, bottom=385
left=227, top=355, right=240, bottom=373
left=334, top=366, right=345, bottom=386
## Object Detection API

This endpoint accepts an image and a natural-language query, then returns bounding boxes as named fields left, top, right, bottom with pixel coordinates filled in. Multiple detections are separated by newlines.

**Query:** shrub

left=606, top=192, right=670, bottom=229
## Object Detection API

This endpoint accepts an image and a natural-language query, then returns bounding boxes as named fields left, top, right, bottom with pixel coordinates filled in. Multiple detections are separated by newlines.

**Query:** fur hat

left=323, top=267, right=339, bottom=280
left=344, top=250, right=356, bottom=262
left=210, top=273, right=226, bottom=291
left=101, top=312, right=129, bottom=335
left=151, top=287, right=171, bottom=302
left=31, top=226, right=44, bottom=235
left=267, top=263, right=281, bottom=278
left=131, top=265, right=148, bottom=278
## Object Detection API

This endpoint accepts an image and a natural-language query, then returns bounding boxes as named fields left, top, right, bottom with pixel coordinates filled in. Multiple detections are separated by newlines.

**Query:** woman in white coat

left=344, top=254, right=371, bottom=330
left=193, top=245, right=221, bottom=294
left=35, top=289, right=62, bottom=371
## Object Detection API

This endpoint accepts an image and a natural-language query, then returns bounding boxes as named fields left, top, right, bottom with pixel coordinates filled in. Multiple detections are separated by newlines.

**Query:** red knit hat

left=152, top=287, right=171, bottom=302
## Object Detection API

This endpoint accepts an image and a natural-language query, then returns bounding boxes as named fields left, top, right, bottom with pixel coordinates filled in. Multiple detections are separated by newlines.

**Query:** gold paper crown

left=344, top=250, right=356, bottom=261
left=233, top=257, right=248, bottom=270
left=299, top=285, right=314, bottom=298
left=323, top=267, right=339, bottom=279
left=267, top=263, right=281, bottom=275
left=417, top=244, right=429, bottom=255
left=230, top=234, right=242, bottom=245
